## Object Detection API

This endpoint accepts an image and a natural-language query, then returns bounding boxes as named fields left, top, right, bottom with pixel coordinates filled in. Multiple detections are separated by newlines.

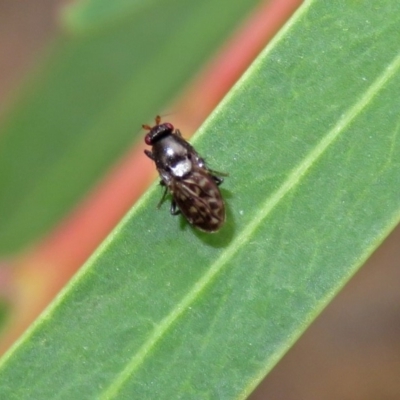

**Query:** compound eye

left=144, top=133, right=153, bottom=145
left=164, top=122, right=174, bottom=131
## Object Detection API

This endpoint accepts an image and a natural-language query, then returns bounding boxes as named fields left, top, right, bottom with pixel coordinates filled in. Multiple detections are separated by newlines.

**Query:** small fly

left=143, top=116, right=226, bottom=232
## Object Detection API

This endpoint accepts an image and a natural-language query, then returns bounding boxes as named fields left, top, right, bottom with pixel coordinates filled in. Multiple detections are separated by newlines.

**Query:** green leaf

left=0, top=0, right=259, bottom=254
left=1, top=0, right=400, bottom=399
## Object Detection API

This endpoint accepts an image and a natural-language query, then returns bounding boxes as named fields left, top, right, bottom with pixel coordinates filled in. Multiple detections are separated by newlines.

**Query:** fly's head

left=143, top=116, right=174, bottom=146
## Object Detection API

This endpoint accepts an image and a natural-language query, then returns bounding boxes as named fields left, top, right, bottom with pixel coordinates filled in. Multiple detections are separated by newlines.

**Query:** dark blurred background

left=1, top=2, right=400, bottom=399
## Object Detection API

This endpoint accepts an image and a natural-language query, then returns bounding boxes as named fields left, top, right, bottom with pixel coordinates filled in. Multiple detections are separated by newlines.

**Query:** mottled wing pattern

left=171, top=170, right=225, bottom=232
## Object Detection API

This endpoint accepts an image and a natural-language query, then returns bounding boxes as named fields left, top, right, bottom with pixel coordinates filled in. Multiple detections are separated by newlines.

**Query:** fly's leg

left=212, top=175, right=224, bottom=186
left=208, top=169, right=228, bottom=186
left=170, top=199, right=181, bottom=216
left=158, top=180, right=180, bottom=215
left=157, top=183, right=169, bottom=209
left=144, top=149, right=155, bottom=160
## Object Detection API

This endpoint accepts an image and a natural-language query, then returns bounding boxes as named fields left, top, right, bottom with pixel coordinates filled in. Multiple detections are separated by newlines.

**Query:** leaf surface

left=1, top=1, right=400, bottom=399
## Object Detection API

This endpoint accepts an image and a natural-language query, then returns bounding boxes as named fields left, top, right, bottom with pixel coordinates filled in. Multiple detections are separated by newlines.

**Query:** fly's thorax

left=169, top=157, right=192, bottom=177
left=152, top=134, right=195, bottom=178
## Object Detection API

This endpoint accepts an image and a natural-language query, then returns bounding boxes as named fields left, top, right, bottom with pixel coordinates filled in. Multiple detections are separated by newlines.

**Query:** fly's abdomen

left=172, top=171, right=225, bottom=232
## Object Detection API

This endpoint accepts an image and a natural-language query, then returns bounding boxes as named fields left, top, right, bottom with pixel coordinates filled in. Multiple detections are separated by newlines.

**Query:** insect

left=143, top=116, right=226, bottom=232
